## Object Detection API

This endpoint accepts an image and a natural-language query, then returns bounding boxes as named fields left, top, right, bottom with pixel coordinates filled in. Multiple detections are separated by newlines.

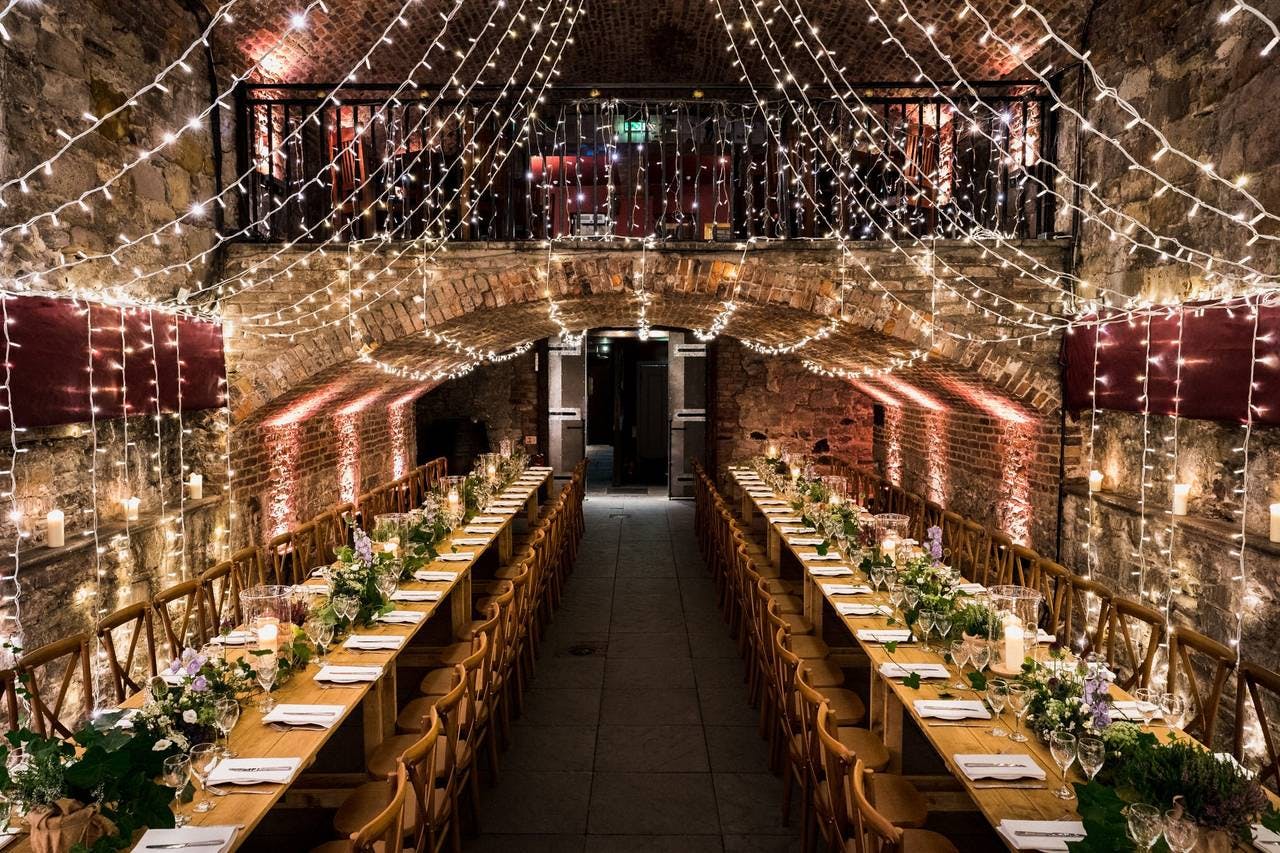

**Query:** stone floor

left=463, top=494, right=804, bottom=852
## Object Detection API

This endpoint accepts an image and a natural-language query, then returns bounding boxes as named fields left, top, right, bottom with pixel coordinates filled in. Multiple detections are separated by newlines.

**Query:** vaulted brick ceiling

left=215, top=0, right=1087, bottom=86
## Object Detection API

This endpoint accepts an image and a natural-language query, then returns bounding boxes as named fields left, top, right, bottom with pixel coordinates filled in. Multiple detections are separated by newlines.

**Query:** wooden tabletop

left=724, top=467, right=1201, bottom=847
left=10, top=468, right=554, bottom=853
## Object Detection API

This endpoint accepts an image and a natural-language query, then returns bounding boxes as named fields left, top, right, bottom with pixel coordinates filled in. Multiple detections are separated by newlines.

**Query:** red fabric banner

left=5, top=296, right=225, bottom=429
left=1062, top=298, right=1280, bottom=425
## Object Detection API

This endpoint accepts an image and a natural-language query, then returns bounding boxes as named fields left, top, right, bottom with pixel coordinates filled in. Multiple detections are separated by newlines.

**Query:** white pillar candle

left=447, top=488, right=460, bottom=507
left=1004, top=619, right=1025, bottom=670
left=1088, top=470, right=1104, bottom=492
left=45, top=509, right=64, bottom=548
left=381, top=540, right=398, bottom=555
left=1172, top=483, right=1190, bottom=516
left=123, top=496, right=140, bottom=522
left=188, top=473, right=203, bottom=500
left=789, top=465, right=801, bottom=481
left=1270, top=503, right=1280, bottom=543
left=257, top=621, right=279, bottom=653
left=766, top=443, right=779, bottom=459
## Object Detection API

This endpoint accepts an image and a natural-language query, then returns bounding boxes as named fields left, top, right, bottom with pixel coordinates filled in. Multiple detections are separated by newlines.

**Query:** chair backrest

left=1032, top=558, right=1072, bottom=641
left=456, top=632, right=489, bottom=746
left=198, top=557, right=246, bottom=636
left=848, top=759, right=904, bottom=851
left=95, top=601, right=156, bottom=703
left=349, top=764, right=408, bottom=853
left=433, top=666, right=468, bottom=804
left=0, top=669, right=19, bottom=733
left=983, top=530, right=1015, bottom=587
left=816, top=703, right=856, bottom=846
left=1057, top=574, right=1113, bottom=656
left=1006, top=543, right=1039, bottom=587
left=402, top=708, right=449, bottom=851
left=152, top=579, right=206, bottom=659
left=1101, top=596, right=1165, bottom=692
left=15, top=633, right=94, bottom=738
left=267, top=521, right=319, bottom=586
left=793, top=672, right=834, bottom=834
left=1234, top=660, right=1280, bottom=793
left=1169, top=625, right=1237, bottom=747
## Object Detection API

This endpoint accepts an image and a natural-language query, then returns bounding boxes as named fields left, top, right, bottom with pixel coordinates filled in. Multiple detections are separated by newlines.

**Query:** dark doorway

left=586, top=331, right=669, bottom=488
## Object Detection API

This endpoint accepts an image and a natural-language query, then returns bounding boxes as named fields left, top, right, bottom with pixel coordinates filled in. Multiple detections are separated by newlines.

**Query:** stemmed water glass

left=949, top=639, right=971, bottom=691
left=1160, top=692, right=1188, bottom=737
left=869, top=564, right=886, bottom=592
left=162, top=754, right=191, bottom=827
left=1123, top=803, right=1163, bottom=850
left=916, top=609, right=936, bottom=652
left=969, top=640, right=992, bottom=677
left=1163, top=810, right=1199, bottom=853
left=304, top=617, right=333, bottom=666
left=934, top=611, right=952, bottom=651
left=188, top=743, right=220, bottom=813
left=1006, top=683, right=1030, bottom=742
left=253, top=654, right=279, bottom=713
left=888, top=582, right=906, bottom=617
left=214, top=697, right=240, bottom=758
left=904, top=587, right=920, bottom=612
left=1133, top=687, right=1160, bottom=727
left=1049, top=730, right=1077, bottom=800
left=375, top=566, right=399, bottom=601
left=1077, top=735, right=1105, bottom=782
left=986, top=679, right=1009, bottom=737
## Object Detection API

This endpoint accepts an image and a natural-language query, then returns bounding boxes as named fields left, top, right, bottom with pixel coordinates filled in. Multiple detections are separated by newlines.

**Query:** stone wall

left=711, top=338, right=874, bottom=470
left=414, top=351, right=541, bottom=464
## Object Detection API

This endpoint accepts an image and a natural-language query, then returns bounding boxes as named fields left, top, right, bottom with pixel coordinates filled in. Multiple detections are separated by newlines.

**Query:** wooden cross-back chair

left=901, top=491, right=927, bottom=540
left=980, top=530, right=1016, bottom=587
left=267, top=520, right=319, bottom=586
left=1057, top=574, right=1113, bottom=655
left=1234, top=660, right=1280, bottom=793
left=314, top=504, right=353, bottom=565
left=345, top=765, right=409, bottom=853
left=0, top=669, right=18, bottom=733
left=1031, top=558, right=1073, bottom=641
left=1100, top=596, right=1165, bottom=692
left=152, top=578, right=207, bottom=659
left=941, top=512, right=986, bottom=582
left=847, top=759, right=957, bottom=853
left=96, top=601, right=156, bottom=703
left=1169, top=625, right=1237, bottom=748
left=15, top=633, right=94, bottom=738
left=356, top=487, right=394, bottom=530
left=921, top=500, right=945, bottom=538
left=198, top=546, right=259, bottom=634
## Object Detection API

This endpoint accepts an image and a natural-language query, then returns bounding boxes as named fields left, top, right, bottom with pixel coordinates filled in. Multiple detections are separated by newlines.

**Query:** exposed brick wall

left=712, top=338, right=874, bottom=470
left=414, top=351, right=540, bottom=461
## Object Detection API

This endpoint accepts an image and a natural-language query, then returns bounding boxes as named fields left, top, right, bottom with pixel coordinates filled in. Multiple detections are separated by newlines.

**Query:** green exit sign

left=615, top=116, right=660, bottom=142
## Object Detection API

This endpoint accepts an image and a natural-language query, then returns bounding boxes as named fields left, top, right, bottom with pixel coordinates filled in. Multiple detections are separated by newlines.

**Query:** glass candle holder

left=986, top=585, right=1043, bottom=677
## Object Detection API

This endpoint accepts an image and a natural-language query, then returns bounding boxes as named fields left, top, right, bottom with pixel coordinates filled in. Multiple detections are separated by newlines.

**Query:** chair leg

left=486, top=723, right=501, bottom=785
left=781, top=760, right=794, bottom=827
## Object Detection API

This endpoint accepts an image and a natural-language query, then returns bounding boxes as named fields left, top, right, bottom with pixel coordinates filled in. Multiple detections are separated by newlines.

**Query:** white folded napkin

left=758, top=499, right=787, bottom=506
left=1036, top=629, right=1057, bottom=644
left=262, top=704, right=345, bottom=729
left=955, top=753, right=1046, bottom=781
left=996, top=820, right=1086, bottom=851
left=913, top=699, right=991, bottom=720
left=836, top=602, right=891, bottom=617
left=1252, top=824, right=1280, bottom=851
left=211, top=630, right=254, bottom=646
left=299, top=582, right=331, bottom=595
left=207, top=757, right=301, bottom=786
left=415, top=570, right=458, bottom=581
left=956, top=582, right=986, bottom=595
left=471, top=516, right=504, bottom=524
left=857, top=629, right=913, bottom=644
left=453, top=537, right=489, bottom=546
left=392, top=589, right=443, bottom=602
left=465, top=526, right=500, bottom=534
left=1112, top=700, right=1163, bottom=722
left=808, top=566, right=854, bottom=577
left=779, top=526, right=816, bottom=534
left=378, top=610, right=425, bottom=624
left=529, top=467, right=553, bottom=472
left=435, top=552, right=474, bottom=562
left=789, top=537, right=826, bottom=546
left=824, top=584, right=873, bottom=595
left=879, top=662, right=950, bottom=680
left=799, top=552, right=842, bottom=561
left=500, top=492, right=526, bottom=500
left=489, top=501, right=524, bottom=507
left=133, top=825, right=239, bottom=852
left=314, top=664, right=382, bottom=684
left=342, top=634, right=405, bottom=651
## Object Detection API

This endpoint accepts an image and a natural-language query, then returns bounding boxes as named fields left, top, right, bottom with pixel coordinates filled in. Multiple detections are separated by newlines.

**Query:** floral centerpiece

left=1015, top=652, right=1113, bottom=740
left=1067, top=722, right=1280, bottom=852
left=0, top=714, right=179, bottom=852
left=315, top=526, right=394, bottom=629
left=134, top=648, right=251, bottom=753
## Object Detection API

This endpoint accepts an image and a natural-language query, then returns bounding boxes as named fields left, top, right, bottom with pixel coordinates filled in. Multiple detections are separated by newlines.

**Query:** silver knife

left=965, top=761, right=1030, bottom=768
left=1013, top=831, right=1085, bottom=838
left=145, top=840, right=227, bottom=849
left=224, top=765, right=294, bottom=772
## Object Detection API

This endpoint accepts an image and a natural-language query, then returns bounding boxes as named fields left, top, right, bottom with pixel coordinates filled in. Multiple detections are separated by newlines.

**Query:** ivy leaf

left=1263, top=809, right=1280, bottom=834
left=903, top=672, right=922, bottom=690
left=816, top=541, right=829, bottom=557
left=967, top=670, right=988, bottom=691
left=937, top=691, right=954, bottom=700
left=1067, top=781, right=1135, bottom=852
left=882, top=641, right=898, bottom=654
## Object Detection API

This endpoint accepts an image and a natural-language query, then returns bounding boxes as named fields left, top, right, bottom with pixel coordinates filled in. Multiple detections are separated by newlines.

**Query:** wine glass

left=1160, top=692, right=1188, bottom=737
left=374, top=567, right=398, bottom=601
left=1006, top=683, right=1030, bottom=742
left=253, top=654, right=279, bottom=713
left=1133, top=687, right=1160, bottom=727
left=904, top=587, right=920, bottom=611
left=0, top=792, right=12, bottom=835
left=214, top=697, right=240, bottom=758
left=1163, top=810, right=1198, bottom=853
left=888, top=581, right=905, bottom=615
left=162, top=754, right=191, bottom=827
left=1049, top=730, right=1077, bottom=800
left=949, top=639, right=971, bottom=691
left=970, top=640, right=992, bottom=674
left=187, top=743, right=220, bottom=813
left=304, top=617, right=331, bottom=666
left=1077, top=735, right=1105, bottom=782
left=986, top=679, right=1009, bottom=737
left=1123, top=803, right=1162, bottom=850
left=869, top=564, right=886, bottom=592
left=934, top=611, right=953, bottom=651
left=916, top=609, right=936, bottom=652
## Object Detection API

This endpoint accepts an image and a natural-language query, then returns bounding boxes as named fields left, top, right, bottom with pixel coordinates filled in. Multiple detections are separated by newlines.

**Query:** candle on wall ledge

left=1088, top=470, right=1104, bottom=492
left=766, top=443, right=779, bottom=459
left=1172, top=483, right=1190, bottom=516
left=46, top=509, right=64, bottom=548
left=123, top=497, right=140, bottom=522
left=1271, top=503, right=1280, bottom=543
left=188, top=473, right=203, bottom=500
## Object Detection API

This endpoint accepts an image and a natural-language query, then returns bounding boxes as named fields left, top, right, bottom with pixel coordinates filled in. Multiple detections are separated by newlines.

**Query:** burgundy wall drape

left=4, top=296, right=225, bottom=429
left=1062, top=298, right=1280, bottom=425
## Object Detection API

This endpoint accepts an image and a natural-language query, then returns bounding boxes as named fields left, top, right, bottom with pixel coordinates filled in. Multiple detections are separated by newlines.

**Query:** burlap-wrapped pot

left=26, top=798, right=115, bottom=853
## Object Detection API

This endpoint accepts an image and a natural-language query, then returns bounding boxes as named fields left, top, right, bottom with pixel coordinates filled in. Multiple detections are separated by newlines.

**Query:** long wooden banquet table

left=723, top=465, right=1207, bottom=848
left=9, top=468, right=555, bottom=853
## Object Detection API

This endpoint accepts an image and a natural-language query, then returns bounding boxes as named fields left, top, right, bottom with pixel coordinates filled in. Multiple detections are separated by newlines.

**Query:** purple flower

left=1084, top=672, right=1111, bottom=729
left=354, top=529, right=374, bottom=565
left=166, top=658, right=181, bottom=675
left=190, top=675, right=209, bottom=693
left=926, top=526, right=943, bottom=563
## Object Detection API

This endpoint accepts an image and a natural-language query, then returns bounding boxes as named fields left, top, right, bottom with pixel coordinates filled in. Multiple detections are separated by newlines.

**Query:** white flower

left=153, top=738, right=172, bottom=751
left=182, top=709, right=198, bottom=724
